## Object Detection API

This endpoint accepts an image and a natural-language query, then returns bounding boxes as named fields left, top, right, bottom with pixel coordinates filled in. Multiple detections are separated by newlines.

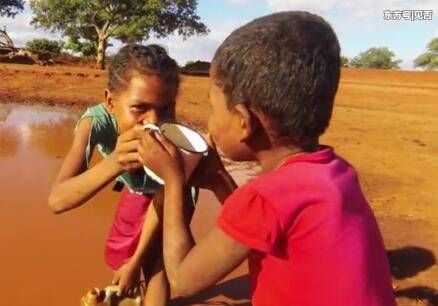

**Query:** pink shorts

left=104, top=189, right=153, bottom=270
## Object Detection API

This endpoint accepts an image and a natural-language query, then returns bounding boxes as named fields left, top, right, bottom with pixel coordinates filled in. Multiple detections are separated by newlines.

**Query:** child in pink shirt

left=138, top=11, right=396, bottom=306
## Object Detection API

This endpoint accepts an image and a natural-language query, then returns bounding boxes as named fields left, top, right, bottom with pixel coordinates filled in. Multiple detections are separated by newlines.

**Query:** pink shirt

left=218, top=146, right=396, bottom=306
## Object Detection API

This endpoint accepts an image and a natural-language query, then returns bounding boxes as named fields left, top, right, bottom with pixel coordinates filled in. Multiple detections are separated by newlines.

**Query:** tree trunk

left=96, top=36, right=107, bottom=70
left=0, top=28, right=15, bottom=49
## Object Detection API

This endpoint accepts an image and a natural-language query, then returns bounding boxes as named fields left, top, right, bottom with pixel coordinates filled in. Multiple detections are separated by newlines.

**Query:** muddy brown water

left=0, top=104, right=254, bottom=306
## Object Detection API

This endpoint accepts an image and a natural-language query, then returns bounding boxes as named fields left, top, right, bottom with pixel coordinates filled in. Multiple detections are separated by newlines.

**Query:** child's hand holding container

left=140, top=122, right=208, bottom=185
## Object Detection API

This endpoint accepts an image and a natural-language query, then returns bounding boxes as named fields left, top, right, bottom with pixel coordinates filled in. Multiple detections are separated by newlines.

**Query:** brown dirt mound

left=51, top=53, right=96, bottom=67
left=0, top=51, right=96, bottom=68
left=0, top=54, right=35, bottom=65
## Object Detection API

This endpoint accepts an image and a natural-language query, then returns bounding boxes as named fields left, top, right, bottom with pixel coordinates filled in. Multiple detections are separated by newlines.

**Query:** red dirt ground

left=1, top=63, right=438, bottom=306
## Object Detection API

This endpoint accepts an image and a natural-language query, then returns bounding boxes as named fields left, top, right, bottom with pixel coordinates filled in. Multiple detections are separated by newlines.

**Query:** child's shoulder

left=78, top=103, right=115, bottom=129
left=75, top=103, right=117, bottom=142
left=81, top=103, right=109, bottom=117
left=222, top=147, right=362, bottom=230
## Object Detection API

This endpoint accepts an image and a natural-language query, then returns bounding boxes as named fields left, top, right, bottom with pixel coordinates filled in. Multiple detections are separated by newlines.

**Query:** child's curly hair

left=108, top=44, right=179, bottom=94
left=212, top=11, right=341, bottom=149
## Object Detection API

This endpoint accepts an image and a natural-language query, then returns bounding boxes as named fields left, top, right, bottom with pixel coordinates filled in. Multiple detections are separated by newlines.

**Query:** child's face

left=207, top=80, right=255, bottom=161
left=106, top=73, right=175, bottom=133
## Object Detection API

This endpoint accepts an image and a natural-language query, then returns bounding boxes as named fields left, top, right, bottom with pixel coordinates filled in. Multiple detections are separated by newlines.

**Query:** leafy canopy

left=414, top=37, right=438, bottom=70
left=0, top=0, right=24, bottom=18
left=30, top=0, right=208, bottom=67
left=30, top=0, right=208, bottom=44
left=350, top=47, right=402, bottom=69
left=25, top=38, right=64, bottom=53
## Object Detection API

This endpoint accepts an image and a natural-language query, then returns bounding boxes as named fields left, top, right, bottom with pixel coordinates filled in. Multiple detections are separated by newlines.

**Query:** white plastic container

left=143, top=122, right=208, bottom=185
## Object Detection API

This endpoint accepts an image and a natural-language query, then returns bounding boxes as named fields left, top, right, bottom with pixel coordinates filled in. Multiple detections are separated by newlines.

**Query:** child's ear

left=234, top=104, right=255, bottom=142
left=104, top=89, right=115, bottom=114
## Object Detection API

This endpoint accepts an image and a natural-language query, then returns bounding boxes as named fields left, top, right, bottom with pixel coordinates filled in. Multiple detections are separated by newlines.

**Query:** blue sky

left=1, top=0, right=437, bottom=70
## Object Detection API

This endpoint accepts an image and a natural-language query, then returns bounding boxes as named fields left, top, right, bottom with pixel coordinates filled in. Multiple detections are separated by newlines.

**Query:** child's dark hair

left=108, top=44, right=179, bottom=94
left=212, top=11, right=341, bottom=148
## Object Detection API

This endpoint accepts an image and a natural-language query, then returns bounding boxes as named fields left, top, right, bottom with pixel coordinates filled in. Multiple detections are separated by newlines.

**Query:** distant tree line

left=341, top=40, right=437, bottom=70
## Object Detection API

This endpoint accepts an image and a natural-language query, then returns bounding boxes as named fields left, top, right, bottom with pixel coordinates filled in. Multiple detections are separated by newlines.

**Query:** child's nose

left=140, top=110, right=159, bottom=126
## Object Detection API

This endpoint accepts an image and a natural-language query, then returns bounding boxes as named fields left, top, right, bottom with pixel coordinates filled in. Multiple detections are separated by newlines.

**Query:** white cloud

left=107, top=20, right=245, bottom=66
left=0, top=9, right=60, bottom=48
left=152, top=20, right=244, bottom=65
left=266, top=0, right=337, bottom=12
left=399, top=55, right=413, bottom=70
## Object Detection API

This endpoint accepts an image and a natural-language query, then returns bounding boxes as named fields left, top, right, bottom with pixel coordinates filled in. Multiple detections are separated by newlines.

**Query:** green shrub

left=25, top=38, right=64, bottom=54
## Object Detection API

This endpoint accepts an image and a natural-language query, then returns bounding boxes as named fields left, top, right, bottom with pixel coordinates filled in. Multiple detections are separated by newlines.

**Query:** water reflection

left=0, top=125, right=21, bottom=157
left=0, top=105, right=12, bottom=122
left=0, top=104, right=79, bottom=162
left=0, top=104, right=118, bottom=306
left=27, top=118, right=77, bottom=158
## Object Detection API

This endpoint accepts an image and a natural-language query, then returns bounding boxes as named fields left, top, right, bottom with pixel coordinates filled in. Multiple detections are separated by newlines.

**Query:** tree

left=350, top=47, right=402, bottom=69
left=341, top=55, right=349, bottom=67
left=64, top=35, right=97, bottom=58
left=30, top=0, right=209, bottom=69
left=414, top=37, right=438, bottom=70
left=0, top=0, right=24, bottom=17
left=25, top=38, right=64, bottom=54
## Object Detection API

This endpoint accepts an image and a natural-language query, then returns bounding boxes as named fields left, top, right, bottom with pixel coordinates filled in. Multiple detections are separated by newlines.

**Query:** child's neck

left=255, top=143, right=316, bottom=173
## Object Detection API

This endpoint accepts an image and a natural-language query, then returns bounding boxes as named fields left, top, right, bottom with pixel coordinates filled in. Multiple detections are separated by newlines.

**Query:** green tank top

left=75, top=103, right=161, bottom=194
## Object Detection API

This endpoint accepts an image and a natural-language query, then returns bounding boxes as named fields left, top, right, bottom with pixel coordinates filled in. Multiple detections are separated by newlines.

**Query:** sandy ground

left=1, top=63, right=438, bottom=305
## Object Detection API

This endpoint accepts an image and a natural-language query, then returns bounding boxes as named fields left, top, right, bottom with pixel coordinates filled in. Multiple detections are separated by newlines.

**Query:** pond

left=0, top=103, right=254, bottom=306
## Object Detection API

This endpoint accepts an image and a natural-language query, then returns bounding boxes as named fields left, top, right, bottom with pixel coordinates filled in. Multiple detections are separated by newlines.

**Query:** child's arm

left=138, top=131, right=250, bottom=296
left=49, top=119, right=143, bottom=213
left=163, top=177, right=250, bottom=296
